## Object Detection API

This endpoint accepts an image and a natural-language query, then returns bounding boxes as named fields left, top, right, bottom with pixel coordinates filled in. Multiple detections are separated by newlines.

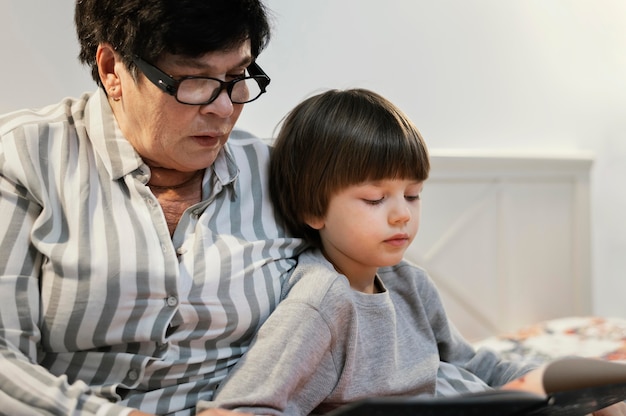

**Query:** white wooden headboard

left=405, top=150, right=594, bottom=342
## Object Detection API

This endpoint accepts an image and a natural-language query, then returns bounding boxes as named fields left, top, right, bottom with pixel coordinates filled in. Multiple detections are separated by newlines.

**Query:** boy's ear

left=305, top=216, right=325, bottom=230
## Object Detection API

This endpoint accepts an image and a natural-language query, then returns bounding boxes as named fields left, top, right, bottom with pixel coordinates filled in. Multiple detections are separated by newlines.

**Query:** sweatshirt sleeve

left=198, top=299, right=339, bottom=416
left=384, top=261, right=536, bottom=389
left=421, top=270, right=536, bottom=387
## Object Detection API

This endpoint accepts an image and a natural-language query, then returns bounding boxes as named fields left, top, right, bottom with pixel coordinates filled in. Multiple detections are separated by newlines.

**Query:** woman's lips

left=192, top=134, right=221, bottom=147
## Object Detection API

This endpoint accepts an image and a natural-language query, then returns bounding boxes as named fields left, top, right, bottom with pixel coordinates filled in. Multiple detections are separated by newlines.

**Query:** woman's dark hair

left=270, top=88, right=430, bottom=248
left=75, top=0, right=271, bottom=86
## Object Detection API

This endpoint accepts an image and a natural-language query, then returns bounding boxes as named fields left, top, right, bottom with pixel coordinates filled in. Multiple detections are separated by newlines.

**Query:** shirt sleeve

left=198, top=299, right=338, bottom=416
left=0, top=134, right=132, bottom=416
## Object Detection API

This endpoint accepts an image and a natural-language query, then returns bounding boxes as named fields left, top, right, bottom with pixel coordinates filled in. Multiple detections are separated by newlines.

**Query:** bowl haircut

left=270, top=88, right=430, bottom=248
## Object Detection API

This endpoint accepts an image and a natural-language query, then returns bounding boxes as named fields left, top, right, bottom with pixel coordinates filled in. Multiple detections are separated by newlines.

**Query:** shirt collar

left=85, top=89, right=144, bottom=181
left=210, top=144, right=239, bottom=190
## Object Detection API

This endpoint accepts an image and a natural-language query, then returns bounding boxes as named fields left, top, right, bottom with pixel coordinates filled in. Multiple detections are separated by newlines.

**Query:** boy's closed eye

left=363, top=197, right=385, bottom=205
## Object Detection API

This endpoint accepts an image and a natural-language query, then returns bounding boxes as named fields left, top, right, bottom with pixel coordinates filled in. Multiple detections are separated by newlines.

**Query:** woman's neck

left=147, top=168, right=205, bottom=236
left=148, top=168, right=204, bottom=190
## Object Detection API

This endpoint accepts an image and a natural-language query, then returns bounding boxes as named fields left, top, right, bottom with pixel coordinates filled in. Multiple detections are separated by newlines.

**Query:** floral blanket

left=473, top=316, right=626, bottom=365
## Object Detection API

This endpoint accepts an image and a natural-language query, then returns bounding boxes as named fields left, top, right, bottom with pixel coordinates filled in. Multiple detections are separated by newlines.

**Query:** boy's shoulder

left=378, top=260, right=435, bottom=293
left=281, top=249, right=352, bottom=303
left=379, top=259, right=429, bottom=278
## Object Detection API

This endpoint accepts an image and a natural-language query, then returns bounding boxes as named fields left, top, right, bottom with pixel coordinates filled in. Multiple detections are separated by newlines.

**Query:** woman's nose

left=199, top=89, right=234, bottom=118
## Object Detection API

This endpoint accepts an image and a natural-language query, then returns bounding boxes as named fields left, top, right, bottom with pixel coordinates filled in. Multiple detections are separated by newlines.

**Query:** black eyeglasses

left=132, top=56, right=271, bottom=105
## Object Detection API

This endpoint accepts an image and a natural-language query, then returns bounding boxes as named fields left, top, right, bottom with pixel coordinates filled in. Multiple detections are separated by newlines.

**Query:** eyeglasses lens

left=176, top=78, right=262, bottom=105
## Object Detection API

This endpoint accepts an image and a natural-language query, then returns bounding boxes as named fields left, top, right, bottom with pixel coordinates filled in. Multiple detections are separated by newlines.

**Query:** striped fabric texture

left=0, top=89, right=304, bottom=415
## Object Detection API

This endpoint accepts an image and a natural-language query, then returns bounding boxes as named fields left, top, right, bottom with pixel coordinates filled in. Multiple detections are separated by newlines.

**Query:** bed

left=474, top=316, right=626, bottom=364
left=403, top=150, right=626, bottom=362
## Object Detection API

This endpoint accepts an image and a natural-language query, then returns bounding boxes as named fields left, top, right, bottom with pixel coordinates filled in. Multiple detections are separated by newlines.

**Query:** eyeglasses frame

left=131, top=55, right=271, bottom=105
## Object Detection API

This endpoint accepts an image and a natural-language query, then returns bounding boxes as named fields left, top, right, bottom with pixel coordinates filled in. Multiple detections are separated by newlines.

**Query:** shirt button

left=166, top=296, right=178, bottom=307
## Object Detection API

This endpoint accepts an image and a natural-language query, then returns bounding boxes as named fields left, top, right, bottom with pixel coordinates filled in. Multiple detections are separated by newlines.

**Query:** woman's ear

left=96, top=43, right=122, bottom=100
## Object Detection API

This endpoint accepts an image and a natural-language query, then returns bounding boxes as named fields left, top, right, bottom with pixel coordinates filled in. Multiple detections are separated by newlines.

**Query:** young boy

left=198, top=89, right=620, bottom=416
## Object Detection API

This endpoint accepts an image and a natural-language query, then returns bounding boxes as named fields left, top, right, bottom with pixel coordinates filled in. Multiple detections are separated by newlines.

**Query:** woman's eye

left=227, top=71, right=247, bottom=81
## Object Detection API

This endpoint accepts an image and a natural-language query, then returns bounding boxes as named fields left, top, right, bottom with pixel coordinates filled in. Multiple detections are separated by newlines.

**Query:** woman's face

left=114, top=41, right=252, bottom=173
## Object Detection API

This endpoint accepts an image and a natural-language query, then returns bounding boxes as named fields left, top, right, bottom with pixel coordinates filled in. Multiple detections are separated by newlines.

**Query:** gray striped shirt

left=0, top=89, right=304, bottom=415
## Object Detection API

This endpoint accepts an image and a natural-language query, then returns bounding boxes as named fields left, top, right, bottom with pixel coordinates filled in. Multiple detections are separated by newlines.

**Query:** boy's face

left=307, top=178, right=423, bottom=292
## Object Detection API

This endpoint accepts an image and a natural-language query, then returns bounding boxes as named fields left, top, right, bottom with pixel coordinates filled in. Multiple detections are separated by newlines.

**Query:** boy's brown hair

left=270, top=88, right=430, bottom=248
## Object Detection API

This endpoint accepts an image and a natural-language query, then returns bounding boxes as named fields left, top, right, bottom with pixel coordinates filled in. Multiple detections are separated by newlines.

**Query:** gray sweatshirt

left=199, top=250, right=533, bottom=415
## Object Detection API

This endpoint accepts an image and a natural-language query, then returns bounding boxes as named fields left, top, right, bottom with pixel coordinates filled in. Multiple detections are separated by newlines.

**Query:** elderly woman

left=0, top=1, right=304, bottom=415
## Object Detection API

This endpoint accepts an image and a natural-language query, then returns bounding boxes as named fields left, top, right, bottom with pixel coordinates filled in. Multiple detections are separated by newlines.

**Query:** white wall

left=2, top=0, right=625, bottom=318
